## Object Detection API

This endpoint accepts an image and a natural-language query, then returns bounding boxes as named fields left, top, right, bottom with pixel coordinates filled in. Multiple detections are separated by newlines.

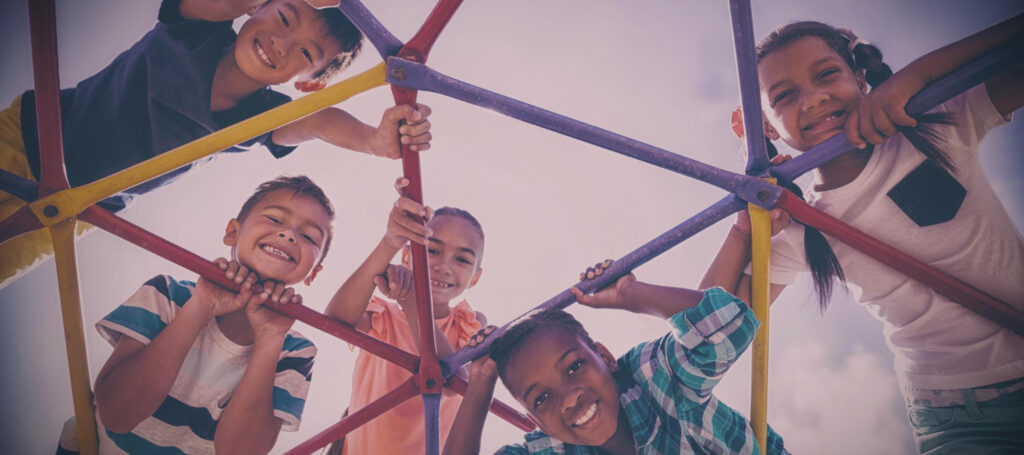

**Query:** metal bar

left=747, top=202, right=771, bottom=452
left=30, top=63, right=388, bottom=226
left=49, top=219, right=99, bottom=455
left=776, top=190, right=1024, bottom=337
left=283, top=376, right=420, bottom=455
left=0, top=204, right=44, bottom=246
left=728, top=0, right=770, bottom=175
left=386, top=58, right=783, bottom=210
left=771, top=34, right=1024, bottom=183
left=27, top=0, right=70, bottom=197
left=399, top=0, right=463, bottom=62
left=423, top=393, right=442, bottom=455
left=445, top=374, right=535, bottom=431
left=442, top=194, right=748, bottom=372
left=337, top=0, right=403, bottom=60
left=0, top=169, right=40, bottom=202
left=77, top=205, right=421, bottom=373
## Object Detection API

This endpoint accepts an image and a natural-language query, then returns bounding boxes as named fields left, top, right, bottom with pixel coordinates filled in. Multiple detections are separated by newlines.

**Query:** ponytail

left=755, top=21, right=957, bottom=307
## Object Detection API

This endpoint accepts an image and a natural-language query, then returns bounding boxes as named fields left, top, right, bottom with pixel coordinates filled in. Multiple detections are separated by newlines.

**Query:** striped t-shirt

left=89, top=275, right=316, bottom=454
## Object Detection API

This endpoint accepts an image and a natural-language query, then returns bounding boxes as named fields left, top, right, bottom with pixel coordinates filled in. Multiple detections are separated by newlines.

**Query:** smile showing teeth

left=261, top=244, right=293, bottom=261
left=804, top=111, right=844, bottom=131
left=254, top=39, right=276, bottom=69
left=572, top=402, right=597, bottom=427
left=430, top=280, right=453, bottom=289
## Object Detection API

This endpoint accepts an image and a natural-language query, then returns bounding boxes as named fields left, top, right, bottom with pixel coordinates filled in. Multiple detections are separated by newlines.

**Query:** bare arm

left=699, top=224, right=786, bottom=306
left=442, top=353, right=499, bottom=455
left=94, top=299, right=214, bottom=433
left=214, top=334, right=286, bottom=455
left=273, top=104, right=433, bottom=159
left=178, top=0, right=263, bottom=22
left=324, top=237, right=402, bottom=330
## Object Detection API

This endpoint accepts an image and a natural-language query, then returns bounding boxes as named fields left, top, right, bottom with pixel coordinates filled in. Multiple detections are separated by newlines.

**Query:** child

left=57, top=175, right=334, bottom=454
left=701, top=17, right=1024, bottom=453
left=0, top=0, right=432, bottom=288
left=325, top=177, right=488, bottom=454
left=446, top=261, right=788, bottom=455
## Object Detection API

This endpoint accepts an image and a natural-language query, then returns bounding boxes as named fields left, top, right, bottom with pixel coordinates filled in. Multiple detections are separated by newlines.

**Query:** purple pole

left=772, top=34, right=1024, bottom=183
left=0, top=169, right=39, bottom=202
left=441, top=194, right=748, bottom=375
left=386, top=58, right=783, bottom=209
left=728, top=0, right=770, bottom=175
left=423, top=393, right=442, bottom=455
left=337, top=0, right=404, bottom=60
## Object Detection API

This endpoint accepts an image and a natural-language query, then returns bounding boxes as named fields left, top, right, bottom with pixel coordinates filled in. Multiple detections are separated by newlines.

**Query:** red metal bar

left=446, top=375, right=535, bottom=432
left=0, top=205, right=44, bottom=246
left=398, top=0, right=464, bottom=62
left=283, top=376, right=421, bottom=455
left=78, top=205, right=421, bottom=373
left=777, top=190, right=1024, bottom=337
left=26, top=0, right=70, bottom=197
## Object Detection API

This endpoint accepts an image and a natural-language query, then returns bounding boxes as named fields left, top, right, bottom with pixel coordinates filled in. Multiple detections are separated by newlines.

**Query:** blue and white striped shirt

left=93, top=275, right=316, bottom=454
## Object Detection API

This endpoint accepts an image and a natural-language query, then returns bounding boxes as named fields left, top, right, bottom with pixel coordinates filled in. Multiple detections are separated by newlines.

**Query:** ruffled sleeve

left=443, top=300, right=483, bottom=349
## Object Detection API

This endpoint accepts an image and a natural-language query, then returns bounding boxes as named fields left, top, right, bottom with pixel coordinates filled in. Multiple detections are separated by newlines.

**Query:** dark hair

left=757, top=21, right=955, bottom=310
left=236, top=175, right=336, bottom=267
left=489, top=309, right=597, bottom=386
left=310, top=8, right=364, bottom=83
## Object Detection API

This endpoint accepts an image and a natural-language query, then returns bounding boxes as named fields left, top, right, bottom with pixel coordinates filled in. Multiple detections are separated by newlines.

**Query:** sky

left=1, top=1, right=1022, bottom=454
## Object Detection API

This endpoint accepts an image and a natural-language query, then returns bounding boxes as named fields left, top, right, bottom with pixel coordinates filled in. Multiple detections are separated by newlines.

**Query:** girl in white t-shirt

left=701, top=17, right=1024, bottom=454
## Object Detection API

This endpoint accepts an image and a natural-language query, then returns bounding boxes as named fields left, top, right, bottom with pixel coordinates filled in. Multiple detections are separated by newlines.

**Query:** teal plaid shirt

left=497, top=287, right=787, bottom=455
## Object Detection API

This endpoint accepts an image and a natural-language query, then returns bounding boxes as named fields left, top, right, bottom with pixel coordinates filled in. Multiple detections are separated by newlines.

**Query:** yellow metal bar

left=29, top=62, right=389, bottom=225
left=51, top=218, right=98, bottom=455
left=748, top=200, right=772, bottom=453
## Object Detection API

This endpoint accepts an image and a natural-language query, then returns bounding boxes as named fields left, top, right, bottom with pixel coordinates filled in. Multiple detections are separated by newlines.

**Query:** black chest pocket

left=886, top=160, right=966, bottom=227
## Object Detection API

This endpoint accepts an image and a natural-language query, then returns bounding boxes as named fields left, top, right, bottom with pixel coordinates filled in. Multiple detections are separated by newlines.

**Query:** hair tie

left=848, top=37, right=868, bottom=53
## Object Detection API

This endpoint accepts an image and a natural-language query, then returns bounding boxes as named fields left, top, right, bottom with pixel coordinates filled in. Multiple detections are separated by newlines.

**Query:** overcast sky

left=1, top=1, right=1022, bottom=454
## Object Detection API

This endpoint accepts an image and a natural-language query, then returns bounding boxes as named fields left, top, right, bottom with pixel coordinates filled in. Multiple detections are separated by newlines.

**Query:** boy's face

left=503, top=328, right=622, bottom=447
left=235, top=0, right=343, bottom=85
left=403, top=215, right=484, bottom=305
left=224, top=189, right=332, bottom=285
left=758, top=36, right=866, bottom=152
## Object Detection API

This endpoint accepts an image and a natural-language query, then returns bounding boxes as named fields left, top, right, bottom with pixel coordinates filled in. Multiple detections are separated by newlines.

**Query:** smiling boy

left=56, top=176, right=334, bottom=455
left=445, top=266, right=788, bottom=455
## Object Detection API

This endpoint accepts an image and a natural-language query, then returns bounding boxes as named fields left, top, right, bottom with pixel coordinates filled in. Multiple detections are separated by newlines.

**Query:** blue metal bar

left=423, top=393, right=442, bottom=455
left=0, top=169, right=40, bottom=202
left=772, top=34, right=1024, bottom=183
left=440, top=194, right=748, bottom=375
left=387, top=58, right=783, bottom=209
left=338, top=0, right=404, bottom=60
left=729, top=0, right=770, bottom=175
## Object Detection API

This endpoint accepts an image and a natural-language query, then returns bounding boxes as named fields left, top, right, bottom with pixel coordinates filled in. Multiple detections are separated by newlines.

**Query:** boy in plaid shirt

left=444, top=261, right=788, bottom=455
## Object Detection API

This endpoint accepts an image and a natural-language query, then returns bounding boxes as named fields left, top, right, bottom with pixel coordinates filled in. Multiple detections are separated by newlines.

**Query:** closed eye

left=817, top=67, right=840, bottom=80
left=456, top=256, right=472, bottom=265
left=302, top=233, right=318, bottom=244
left=771, top=89, right=794, bottom=106
left=301, top=48, right=314, bottom=64
left=277, top=10, right=290, bottom=28
left=265, top=215, right=281, bottom=224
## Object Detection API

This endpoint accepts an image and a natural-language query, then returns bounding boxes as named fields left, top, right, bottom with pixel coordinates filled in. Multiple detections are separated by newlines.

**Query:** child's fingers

left=277, top=287, right=296, bottom=305
left=373, top=275, right=389, bottom=294
left=394, top=177, right=409, bottom=195
left=400, top=120, right=432, bottom=138
left=844, top=109, right=867, bottom=149
left=394, top=197, right=427, bottom=218
left=872, top=109, right=898, bottom=139
left=225, top=260, right=239, bottom=280
left=214, top=257, right=228, bottom=270
left=414, top=103, right=432, bottom=120
left=887, top=101, right=917, bottom=128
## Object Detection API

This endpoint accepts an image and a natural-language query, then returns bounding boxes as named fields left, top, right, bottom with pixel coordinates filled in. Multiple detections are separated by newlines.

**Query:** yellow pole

left=748, top=199, right=772, bottom=453
left=29, top=62, right=389, bottom=225
left=50, top=218, right=98, bottom=455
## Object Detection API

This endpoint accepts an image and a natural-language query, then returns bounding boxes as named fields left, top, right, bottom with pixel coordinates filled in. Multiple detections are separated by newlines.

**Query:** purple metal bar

left=728, top=0, right=770, bottom=175
left=337, top=0, right=404, bottom=60
left=423, top=393, right=441, bottom=455
left=772, top=34, right=1024, bottom=183
left=0, top=169, right=39, bottom=202
left=441, top=194, right=748, bottom=374
left=386, top=58, right=783, bottom=210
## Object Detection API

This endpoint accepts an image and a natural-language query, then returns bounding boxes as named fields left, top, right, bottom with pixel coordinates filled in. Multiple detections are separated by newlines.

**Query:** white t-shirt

left=768, top=85, right=1024, bottom=392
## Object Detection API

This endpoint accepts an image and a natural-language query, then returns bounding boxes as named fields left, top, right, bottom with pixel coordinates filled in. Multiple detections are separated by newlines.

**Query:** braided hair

left=757, top=21, right=955, bottom=310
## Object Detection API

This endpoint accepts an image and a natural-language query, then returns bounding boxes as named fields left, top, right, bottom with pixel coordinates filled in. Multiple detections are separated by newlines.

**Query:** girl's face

left=758, top=36, right=867, bottom=152
left=405, top=215, right=484, bottom=305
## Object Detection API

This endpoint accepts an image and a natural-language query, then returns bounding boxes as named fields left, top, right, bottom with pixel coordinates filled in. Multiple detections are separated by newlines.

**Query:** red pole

left=777, top=190, right=1024, bottom=337
left=27, top=0, right=70, bottom=198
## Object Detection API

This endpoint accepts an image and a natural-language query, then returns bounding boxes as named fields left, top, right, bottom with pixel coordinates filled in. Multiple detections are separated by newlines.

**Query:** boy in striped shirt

left=445, top=261, right=788, bottom=455
left=59, top=175, right=333, bottom=455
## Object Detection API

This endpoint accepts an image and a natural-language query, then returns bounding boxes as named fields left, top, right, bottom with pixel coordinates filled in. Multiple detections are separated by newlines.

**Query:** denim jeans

left=907, top=386, right=1024, bottom=454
